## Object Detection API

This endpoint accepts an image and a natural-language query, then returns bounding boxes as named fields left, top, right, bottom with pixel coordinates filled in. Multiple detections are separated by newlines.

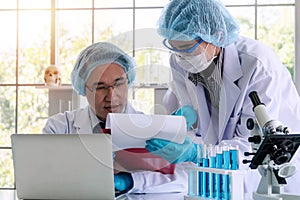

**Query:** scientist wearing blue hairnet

left=43, top=42, right=189, bottom=194
left=146, top=0, right=300, bottom=194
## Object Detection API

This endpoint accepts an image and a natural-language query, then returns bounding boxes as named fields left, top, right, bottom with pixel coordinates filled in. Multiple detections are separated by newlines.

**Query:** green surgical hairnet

left=158, top=0, right=240, bottom=47
left=71, top=42, right=136, bottom=96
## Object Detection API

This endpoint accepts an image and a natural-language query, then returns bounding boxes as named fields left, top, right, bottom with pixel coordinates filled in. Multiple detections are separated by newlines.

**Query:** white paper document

left=106, top=113, right=187, bottom=151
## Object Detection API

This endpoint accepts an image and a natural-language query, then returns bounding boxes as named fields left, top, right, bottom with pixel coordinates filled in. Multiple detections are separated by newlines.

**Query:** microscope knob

left=242, top=159, right=252, bottom=164
left=247, top=118, right=255, bottom=130
left=244, top=152, right=256, bottom=156
left=283, top=127, right=291, bottom=134
left=248, top=135, right=261, bottom=144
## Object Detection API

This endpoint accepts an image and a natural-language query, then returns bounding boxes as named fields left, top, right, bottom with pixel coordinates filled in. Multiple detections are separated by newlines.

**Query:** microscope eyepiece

left=249, top=91, right=264, bottom=108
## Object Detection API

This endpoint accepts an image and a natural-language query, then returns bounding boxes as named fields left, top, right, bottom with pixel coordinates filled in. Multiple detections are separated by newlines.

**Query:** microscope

left=243, top=91, right=300, bottom=200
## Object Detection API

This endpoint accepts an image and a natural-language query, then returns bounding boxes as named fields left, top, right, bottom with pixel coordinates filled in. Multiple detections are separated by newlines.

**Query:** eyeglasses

left=86, top=79, right=128, bottom=94
left=162, top=38, right=203, bottom=53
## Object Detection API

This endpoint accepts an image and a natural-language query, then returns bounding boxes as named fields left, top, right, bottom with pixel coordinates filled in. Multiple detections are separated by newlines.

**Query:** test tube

left=215, top=146, right=223, bottom=199
left=198, top=145, right=204, bottom=197
left=230, top=145, right=239, bottom=170
left=201, top=144, right=208, bottom=198
left=189, top=144, right=203, bottom=196
left=208, top=144, right=216, bottom=198
left=222, top=145, right=230, bottom=200
left=197, top=144, right=203, bottom=196
left=188, top=168, right=197, bottom=196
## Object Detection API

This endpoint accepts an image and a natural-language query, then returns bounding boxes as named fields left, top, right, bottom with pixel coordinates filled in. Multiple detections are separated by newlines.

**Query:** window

left=0, top=0, right=296, bottom=189
left=225, top=0, right=295, bottom=76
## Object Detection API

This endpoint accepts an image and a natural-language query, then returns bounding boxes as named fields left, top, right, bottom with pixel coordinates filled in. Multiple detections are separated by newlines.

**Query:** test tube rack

left=184, top=166, right=246, bottom=200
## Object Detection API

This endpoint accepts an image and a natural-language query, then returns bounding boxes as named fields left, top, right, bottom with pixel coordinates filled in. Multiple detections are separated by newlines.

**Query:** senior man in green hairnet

left=43, top=42, right=190, bottom=194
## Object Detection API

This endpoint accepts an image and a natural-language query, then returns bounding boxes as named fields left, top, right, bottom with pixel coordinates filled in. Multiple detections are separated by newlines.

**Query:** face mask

left=175, top=45, right=216, bottom=73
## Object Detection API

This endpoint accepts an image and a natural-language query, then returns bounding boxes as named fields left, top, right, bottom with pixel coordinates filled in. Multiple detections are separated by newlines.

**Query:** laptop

left=11, top=134, right=121, bottom=200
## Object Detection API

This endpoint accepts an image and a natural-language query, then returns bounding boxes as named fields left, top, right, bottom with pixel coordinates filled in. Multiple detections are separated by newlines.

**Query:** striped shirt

left=188, top=48, right=224, bottom=109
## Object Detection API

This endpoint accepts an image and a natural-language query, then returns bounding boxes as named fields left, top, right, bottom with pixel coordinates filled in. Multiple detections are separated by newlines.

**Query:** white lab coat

left=43, top=103, right=190, bottom=193
left=163, top=36, right=300, bottom=194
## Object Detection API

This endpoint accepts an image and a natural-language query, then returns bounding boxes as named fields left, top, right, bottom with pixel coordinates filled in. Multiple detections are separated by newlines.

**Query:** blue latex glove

left=114, top=172, right=133, bottom=192
left=172, top=105, right=197, bottom=130
left=146, top=136, right=197, bottom=164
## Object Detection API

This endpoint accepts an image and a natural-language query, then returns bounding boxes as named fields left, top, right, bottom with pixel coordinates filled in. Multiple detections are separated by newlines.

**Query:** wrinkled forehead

left=87, top=63, right=127, bottom=84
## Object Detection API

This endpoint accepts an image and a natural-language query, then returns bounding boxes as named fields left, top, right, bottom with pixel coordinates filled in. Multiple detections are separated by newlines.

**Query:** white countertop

left=0, top=190, right=255, bottom=200
left=0, top=190, right=187, bottom=200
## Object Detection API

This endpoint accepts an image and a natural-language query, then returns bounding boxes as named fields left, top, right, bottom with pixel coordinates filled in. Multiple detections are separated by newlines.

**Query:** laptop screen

left=11, top=134, right=116, bottom=200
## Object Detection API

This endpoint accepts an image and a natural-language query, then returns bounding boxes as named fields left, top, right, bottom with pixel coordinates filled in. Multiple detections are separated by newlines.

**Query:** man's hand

left=114, top=172, right=133, bottom=192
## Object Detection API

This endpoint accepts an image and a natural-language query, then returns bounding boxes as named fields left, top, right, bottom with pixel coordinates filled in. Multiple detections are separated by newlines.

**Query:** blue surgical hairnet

left=71, top=42, right=136, bottom=96
left=158, top=0, right=240, bottom=47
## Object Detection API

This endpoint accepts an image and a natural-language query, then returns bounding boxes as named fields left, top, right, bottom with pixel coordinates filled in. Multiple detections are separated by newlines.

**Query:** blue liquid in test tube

left=201, top=144, right=208, bottom=198
left=215, top=146, right=223, bottom=200
left=189, top=144, right=205, bottom=197
left=188, top=168, right=196, bottom=196
left=198, top=157, right=203, bottom=197
left=230, top=145, right=239, bottom=170
left=197, top=144, right=203, bottom=196
left=208, top=145, right=216, bottom=198
left=222, top=146, right=230, bottom=200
